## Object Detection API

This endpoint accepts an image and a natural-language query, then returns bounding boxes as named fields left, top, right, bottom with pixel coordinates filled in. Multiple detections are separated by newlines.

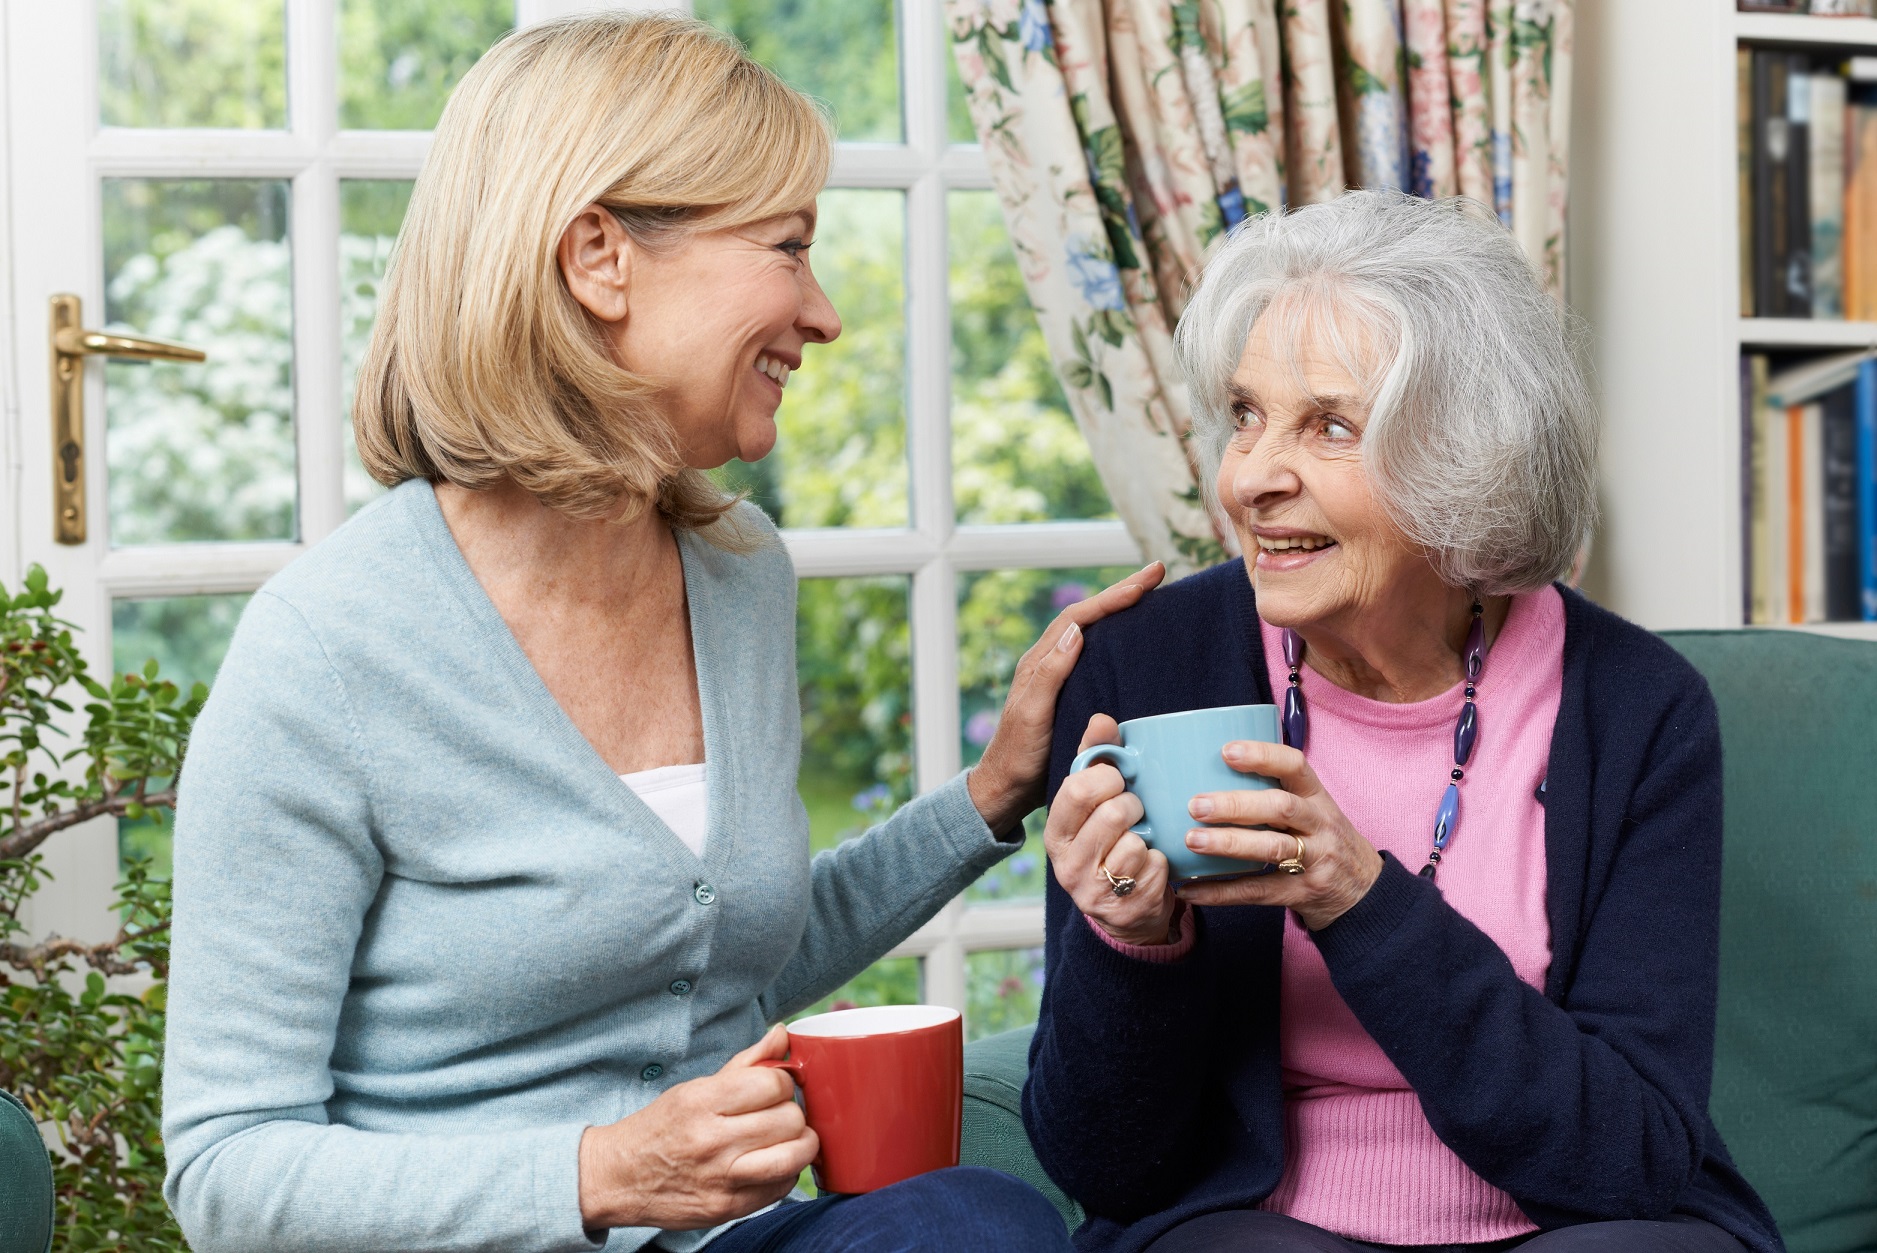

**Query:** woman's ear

left=558, top=204, right=632, bottom=325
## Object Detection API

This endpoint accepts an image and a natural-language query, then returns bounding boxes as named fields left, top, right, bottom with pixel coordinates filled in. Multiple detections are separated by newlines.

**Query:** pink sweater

left=1092, top=586, right=1564, bottom=1245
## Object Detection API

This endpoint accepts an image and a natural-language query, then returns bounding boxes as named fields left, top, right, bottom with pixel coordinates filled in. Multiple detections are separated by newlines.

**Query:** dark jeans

left=705, top=1166, right=1073, bottom=1252
left=1144, top=1209, right=1749, bottom=1253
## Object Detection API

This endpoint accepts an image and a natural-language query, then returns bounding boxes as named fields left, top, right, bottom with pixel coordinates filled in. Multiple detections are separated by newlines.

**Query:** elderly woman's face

left=573, top=201, right=841, bottom=467
left=1217, top=298, right=1426, bottom=629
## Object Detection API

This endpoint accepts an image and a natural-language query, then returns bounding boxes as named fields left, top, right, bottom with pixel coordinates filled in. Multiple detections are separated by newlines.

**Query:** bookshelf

left=1569, top=0, right=1877, bottom=640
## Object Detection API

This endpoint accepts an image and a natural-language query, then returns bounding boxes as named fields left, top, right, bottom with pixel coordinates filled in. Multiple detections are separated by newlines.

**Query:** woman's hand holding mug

left=1042, top=715, right=1180, bottom=946
left=1177, top=738, right=1384, bottom=932
left=577, top=1024, right=815, bottom=1232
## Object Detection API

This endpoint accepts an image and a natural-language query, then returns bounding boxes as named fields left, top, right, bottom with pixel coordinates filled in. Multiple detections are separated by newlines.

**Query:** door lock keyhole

left=59, top=440, right=80, bottom=484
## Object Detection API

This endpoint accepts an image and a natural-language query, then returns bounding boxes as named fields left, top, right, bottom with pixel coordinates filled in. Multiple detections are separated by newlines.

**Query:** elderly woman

left=160, top=14, right=1157, bottom=1253
left=1028, top=192, right=1783, bottom=1253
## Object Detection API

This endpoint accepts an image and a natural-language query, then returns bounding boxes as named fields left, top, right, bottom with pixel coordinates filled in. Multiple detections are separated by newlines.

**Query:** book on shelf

left=1823, top=384, right=1860, bottom=618
left=1749, top=52, right=1790, bottom=317
left=1861, top=359, right=1877, bottom=617
left=1812, top=72, right=1846, bottom=316
left=1741, top=350, right=1877, bottom=622
left=1741, top=49, right=1756, bottom=318
left=1738, top=51, right=1877, bottom=320
left=1744, top=349, right=1877, bottom=623
left=1738, top=1, right=1876, bottom=12
left=1789, top=62, right=1814, bottom=317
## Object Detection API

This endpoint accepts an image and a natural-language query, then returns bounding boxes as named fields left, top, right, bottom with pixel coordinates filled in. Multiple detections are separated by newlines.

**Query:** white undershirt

left=619, top=762, right=709, bottom=858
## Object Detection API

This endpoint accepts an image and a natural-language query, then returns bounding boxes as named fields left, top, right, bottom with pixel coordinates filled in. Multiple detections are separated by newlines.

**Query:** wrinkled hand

left=967, top=563, right=1165, bottom=837
left=1175, top=738, right=1383, bottom=932
left=1041, top=715, right=1180, bottom=946
left=577, top=1024, right=817, bottom=1232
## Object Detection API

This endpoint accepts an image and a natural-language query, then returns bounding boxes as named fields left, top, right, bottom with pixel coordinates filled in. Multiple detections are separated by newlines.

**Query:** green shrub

left=1, top=564, right=203, bottom=1250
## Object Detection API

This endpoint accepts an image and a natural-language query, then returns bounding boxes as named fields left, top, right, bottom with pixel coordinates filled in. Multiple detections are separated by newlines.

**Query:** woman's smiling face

left=1217, top=294, right=1427, bottom=630
left=598, top=203, right=842, bottom=469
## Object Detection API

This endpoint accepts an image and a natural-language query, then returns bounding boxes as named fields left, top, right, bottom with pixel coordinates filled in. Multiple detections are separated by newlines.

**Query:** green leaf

left=143, top=657, right=159, bottom=680
left=1220, top=78, right=1268, bottom=136
left=1062, top=360, right=1095, bottom=389
left=23, top=564, right=47, bottom=595
left=1347, top=61, right=1386, bottom=98
left=980, top=30, right=1012, bottom=93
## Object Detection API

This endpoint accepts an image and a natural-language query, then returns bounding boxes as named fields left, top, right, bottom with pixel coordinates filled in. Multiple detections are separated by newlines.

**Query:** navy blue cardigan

left=1027, top=560, right=1783, bottom=1253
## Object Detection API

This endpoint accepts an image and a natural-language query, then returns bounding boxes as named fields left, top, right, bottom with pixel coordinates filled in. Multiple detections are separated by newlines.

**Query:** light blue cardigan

left=162, top=481, right=1015, bottom=1252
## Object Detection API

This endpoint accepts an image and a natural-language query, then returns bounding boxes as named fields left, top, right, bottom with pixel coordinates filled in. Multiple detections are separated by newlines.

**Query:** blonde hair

left=353, top=12, right=832, bottom=543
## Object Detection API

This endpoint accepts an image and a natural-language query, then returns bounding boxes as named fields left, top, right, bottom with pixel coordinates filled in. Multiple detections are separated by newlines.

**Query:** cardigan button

left=669, top=979, right=693, bottom=996
left=693, top=882, right=717, bottom=906
left=640, top=1063, right=664, bottom=1082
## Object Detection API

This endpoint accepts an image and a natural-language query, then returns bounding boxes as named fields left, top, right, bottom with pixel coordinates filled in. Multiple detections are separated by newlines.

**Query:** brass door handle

left=54, top=325, right=206, bottom=364
left=48, top=293, right=208, bottom=545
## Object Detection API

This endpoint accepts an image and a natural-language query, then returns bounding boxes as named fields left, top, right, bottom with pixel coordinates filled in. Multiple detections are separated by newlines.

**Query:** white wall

left=1569, top=0, right=1738, bottom=629
left=0, top=2, right=19, bottom=590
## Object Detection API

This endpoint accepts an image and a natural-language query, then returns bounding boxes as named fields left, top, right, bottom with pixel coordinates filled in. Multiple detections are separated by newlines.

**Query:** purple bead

left=1464, top=616, right=1486, bottom=681
left=1282, top=628, right=1304, bottom=670
left=1432, top=782, right=1459, bottom=849
left=1282, top=683, right=1308, bottom=749
left=1454, top=700, right=1478, bottom=765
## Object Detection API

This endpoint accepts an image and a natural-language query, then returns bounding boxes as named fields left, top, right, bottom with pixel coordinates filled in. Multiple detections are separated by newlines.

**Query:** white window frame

left=81, top=0, right=1143, bottom=1020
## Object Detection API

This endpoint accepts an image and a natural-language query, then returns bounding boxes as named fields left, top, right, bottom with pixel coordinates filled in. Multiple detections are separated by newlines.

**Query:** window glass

left=103, top=179, right=296, bottom=546
left=340, top=180, right=415, bottom=514
left=717, top=189, right=909, bottom=528
left=958, top=566, right=1134, bottom=903
left=98, top=0, right=287, bottom=129
left=694, top=0, right=901, bottom=142
left=949, top=190, right=1111, bottom=523
left=947, top=42, right=976, bottom=144
left=791, top=956, right=923, bottom=1020
left=112, top=593, right=251, bottom=873
left=339, top=0, right=513, bottom=130
left=966, top=946, right=1045, bottom=1041
left=798, top=576, right=913, bottom=853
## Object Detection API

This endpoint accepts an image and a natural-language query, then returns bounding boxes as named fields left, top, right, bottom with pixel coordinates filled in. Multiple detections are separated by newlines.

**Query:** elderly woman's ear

left=558, top=204, right=633, bottom=324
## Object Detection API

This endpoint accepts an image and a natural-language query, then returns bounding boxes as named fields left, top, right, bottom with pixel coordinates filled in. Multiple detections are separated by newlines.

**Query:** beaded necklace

left=1279, top=601, right=1486, bottom=881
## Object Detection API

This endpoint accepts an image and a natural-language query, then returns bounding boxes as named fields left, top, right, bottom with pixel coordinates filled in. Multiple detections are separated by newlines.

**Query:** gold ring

left=1098, top=864, right=1137, bottom=897
left=1277, top=835, right=1307, bottom=876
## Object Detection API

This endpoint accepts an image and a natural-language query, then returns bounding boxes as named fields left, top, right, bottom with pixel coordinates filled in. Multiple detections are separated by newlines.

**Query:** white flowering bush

left=104, top=223, right=295, bottom=546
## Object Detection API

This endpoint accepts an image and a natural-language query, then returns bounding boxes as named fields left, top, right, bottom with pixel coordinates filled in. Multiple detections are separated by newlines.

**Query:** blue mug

left=1068, top=704, right=1281, bottom=883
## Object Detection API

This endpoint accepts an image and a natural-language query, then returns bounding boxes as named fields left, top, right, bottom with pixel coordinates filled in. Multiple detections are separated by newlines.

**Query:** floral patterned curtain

left=948, top=0, right=1572, bottom=573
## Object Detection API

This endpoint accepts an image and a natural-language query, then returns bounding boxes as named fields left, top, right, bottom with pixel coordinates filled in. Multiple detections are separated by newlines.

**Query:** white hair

left=1175, top=190, right=1598, bottom=595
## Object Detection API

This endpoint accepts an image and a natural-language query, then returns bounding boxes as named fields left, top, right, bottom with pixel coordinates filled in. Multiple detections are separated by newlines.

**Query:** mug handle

left=755, top=1057, right=805, bottom=1081
left=1068, top=743, right=1150, bottom=838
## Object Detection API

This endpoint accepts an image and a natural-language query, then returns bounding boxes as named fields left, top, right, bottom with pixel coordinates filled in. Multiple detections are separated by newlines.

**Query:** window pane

left=104, top=179, right=296, bottom=546
left=798, top=576, right=913, bottom=854
left=966, top=947, right=1044, bottom=1041
left=695, top=0, right=900, bottom=142
left=340, top=0, right=512, bottom=130
left=717, top=189, right=908, bottom=528
left=112, top=593, right=251, bottom=874
left=792, top=956, right=922, bottom=1020
left=99, top=0, right=287, bottom=129
left=958, top=566, right=1134, bottom=903
left=949, top=191, right=1112, bottom=523
left=947, top=42, right=976, bottom=144
left=340, top=180, right=415, bottom=515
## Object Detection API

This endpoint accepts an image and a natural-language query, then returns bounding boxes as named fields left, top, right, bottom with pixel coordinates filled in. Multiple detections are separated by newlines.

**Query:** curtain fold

left=948, top=0, right=1573, bottom=573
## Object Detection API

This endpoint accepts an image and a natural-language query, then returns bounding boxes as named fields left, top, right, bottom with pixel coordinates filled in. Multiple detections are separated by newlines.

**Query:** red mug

left=757, top=1004, right=963, bottom=1194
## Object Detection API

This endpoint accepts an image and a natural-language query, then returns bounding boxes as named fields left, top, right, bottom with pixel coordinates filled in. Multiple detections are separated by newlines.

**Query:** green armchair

left=962, top=629, right=1877, bottom=1253
left=0, top=1090, right=52, bottom=1253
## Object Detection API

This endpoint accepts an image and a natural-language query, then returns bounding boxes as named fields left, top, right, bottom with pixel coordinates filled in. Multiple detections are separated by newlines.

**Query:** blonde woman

left=160, top=15, right=1151, bottom=1252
